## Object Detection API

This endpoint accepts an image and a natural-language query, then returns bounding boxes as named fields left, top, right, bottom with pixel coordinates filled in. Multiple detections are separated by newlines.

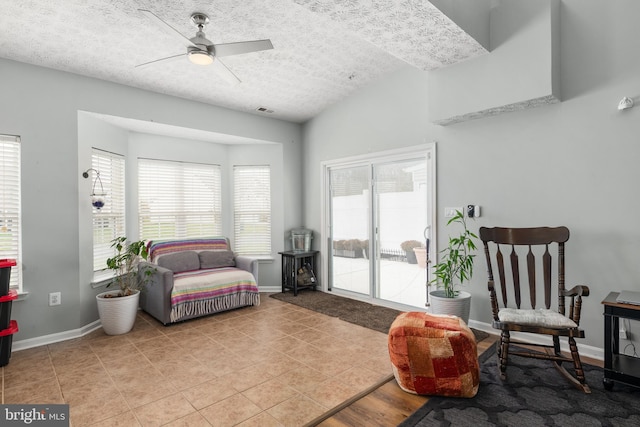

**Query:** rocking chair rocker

left=479, top=226, right=591, bottom=393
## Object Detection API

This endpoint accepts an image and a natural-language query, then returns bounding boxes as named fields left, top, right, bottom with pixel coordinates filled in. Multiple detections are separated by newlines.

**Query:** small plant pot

left=428, top=290, right=471, bottom=325
left=96, top=290, right=140, bottom=335
left=413, top=247, right=427, bottom=269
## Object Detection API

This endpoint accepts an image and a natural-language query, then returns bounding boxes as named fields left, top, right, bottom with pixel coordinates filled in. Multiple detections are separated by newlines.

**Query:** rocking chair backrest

left=479, top=226, right=569, bottom=315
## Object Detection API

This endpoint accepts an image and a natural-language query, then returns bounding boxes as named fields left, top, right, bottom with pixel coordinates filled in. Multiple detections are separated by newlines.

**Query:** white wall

left=302, top=0, right=640, bottom=350
left=0, top=58, right=302, bottom=342
left=429, top=0, right=559, bottom=124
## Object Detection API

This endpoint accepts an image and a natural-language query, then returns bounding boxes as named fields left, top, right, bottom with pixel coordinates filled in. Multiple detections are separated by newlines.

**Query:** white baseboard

left=259, top=286, right=282, bottom=293
left=467, top=319, right=604, bottom=361
left=12, top=320, right=102, bottom=352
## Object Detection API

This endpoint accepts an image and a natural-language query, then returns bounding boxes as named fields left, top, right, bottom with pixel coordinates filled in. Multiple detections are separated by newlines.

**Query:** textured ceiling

left=0, top=0, right=487, bottom=124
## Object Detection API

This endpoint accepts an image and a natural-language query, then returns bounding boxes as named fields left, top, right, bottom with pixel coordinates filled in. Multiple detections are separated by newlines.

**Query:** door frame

left=320, top=143, right=437, bottom=308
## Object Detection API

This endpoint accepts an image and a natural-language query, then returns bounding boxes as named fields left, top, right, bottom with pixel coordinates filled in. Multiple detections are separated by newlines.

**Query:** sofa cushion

left=199, top=250, right=236, bottom=269
left=498, top=308, right=578, bottom=328
left=157, top=251, right=200, bottom=273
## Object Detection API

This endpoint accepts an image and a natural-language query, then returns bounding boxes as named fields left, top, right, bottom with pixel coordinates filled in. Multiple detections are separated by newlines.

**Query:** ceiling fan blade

left=139, top=9, right=197, bottom=48
left=214, top=39, right=274, bottom=58
left=212, top=58, right=241, bottom=84
left=135, top=53, right=186, bottom=69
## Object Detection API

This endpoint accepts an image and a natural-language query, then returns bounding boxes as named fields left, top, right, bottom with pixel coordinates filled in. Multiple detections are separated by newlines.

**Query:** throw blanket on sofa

left=149, top=238, right=230, bottom=263
left=170, top=267, right=259, bottom=322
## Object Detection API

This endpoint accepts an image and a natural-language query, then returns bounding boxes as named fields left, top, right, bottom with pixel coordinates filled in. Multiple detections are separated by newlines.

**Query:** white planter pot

left=413, top=247, right=427, bottom=269
left=428, top=290, right=471, bottom=325
left=96, top=289, right=140, bottom=335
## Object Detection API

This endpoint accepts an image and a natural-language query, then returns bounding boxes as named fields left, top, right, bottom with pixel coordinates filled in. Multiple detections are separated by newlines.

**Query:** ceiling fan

left=136, top=9, right=274, bottom=84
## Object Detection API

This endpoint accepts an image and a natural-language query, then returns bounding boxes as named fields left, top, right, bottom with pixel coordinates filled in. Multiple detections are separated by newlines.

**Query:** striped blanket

left=148, top=238, right=230, bottom=263
left=170, top=267, right=259, bottom=322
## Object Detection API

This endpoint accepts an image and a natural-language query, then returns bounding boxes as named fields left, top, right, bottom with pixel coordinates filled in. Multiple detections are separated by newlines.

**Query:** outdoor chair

left=479, top=226, right=591, bottom=393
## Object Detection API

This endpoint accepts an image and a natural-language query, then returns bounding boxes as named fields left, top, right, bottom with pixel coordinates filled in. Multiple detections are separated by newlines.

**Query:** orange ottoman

left=388, top=312, right=479, bottom=397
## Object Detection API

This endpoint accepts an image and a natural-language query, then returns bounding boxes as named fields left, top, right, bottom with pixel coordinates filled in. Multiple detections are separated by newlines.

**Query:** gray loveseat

left=138, top=237, right=260, bottom=325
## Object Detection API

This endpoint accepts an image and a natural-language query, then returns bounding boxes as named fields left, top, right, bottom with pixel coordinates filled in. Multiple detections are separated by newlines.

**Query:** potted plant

left=414, top=246, right=428, bottom=269
left=96, top=237, right=152, bottom=335
left=428, top=210, right=477, bottom=324
left=401, top=240, right=422, bottom=264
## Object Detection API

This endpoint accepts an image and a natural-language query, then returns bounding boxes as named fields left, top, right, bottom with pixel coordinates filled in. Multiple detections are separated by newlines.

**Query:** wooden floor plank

left=315, top=333, right=498, bottom=427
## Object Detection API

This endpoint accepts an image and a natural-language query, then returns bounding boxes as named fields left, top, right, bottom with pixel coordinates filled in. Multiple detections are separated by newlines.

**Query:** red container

left=0, top=289, right=18, bottom=330
left=0, top=320, right=18, bottom=367
left=0, top=259, right=16, bottom=297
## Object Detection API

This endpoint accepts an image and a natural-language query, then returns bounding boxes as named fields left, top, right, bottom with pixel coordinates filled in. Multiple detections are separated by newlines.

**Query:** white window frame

left=0, top=135, right=22, bottom=292
left=138, top=158, right=222, bottom=241
left=233, top=165, right=272, bottom=255
left=320, top=144, right=437, bottom=294
left=91, top=148, right=126, bottom=272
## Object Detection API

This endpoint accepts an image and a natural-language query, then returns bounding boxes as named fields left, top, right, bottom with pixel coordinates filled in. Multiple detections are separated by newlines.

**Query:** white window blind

left=138, top=159, right=221, bottom=240
left=0, top=135, right=21, bottom=291
left=233, top=165, right=271, bottom=255
left=92, top=149, right=125, bottom=272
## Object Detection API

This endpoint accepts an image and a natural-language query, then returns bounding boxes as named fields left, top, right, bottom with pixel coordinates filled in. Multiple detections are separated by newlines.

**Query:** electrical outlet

left=444, top=207, right=463, bottom=218
left=49, top=292, right=61, bottom=306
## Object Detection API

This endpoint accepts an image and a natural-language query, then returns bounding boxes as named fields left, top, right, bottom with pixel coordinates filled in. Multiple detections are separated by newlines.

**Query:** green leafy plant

left=105, top=237, right=153, bottom=297
left=430, top=210, right=477, bottom=298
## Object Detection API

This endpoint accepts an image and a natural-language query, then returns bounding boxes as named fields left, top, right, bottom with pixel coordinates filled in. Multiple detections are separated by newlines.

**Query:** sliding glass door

left=328, top=165, right=371, bottom=295
left=374, top=159, right=429, bottom=306
left=325, top=147, right=434, bottom=309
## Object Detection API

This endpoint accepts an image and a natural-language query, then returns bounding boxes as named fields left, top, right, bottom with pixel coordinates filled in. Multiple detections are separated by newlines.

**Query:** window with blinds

left=233, top=165, right=271, bottom=255
left=0, top=135, right=21, bottom=291
left=91, top=149, right=125, bottom=272
left=138, top=159, right=221, bottom=241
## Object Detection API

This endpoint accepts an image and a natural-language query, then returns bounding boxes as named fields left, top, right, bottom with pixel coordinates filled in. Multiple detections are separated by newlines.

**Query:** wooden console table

left=602, top=291, right=640, bottom=390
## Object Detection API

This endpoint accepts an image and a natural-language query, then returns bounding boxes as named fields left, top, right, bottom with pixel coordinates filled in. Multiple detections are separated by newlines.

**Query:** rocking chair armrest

left=563, top=285, right=590, bottom=298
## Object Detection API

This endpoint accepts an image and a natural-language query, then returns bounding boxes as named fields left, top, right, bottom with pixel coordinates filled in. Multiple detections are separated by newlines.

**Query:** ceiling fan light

left=188, top=50, right=213, bottom=65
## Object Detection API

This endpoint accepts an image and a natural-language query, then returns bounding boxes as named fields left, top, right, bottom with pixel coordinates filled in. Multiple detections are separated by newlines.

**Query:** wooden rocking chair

left=479, top=226, right=591, bottom=393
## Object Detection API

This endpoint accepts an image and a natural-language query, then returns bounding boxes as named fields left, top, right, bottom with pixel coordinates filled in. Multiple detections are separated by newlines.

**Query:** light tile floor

left=1, top=294, right=392, bottom=426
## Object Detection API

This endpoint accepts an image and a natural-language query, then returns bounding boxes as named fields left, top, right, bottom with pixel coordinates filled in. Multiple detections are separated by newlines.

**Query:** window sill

left=91, top=271, right=117, bottom=289
left=14, top=290, right=29, bottom=301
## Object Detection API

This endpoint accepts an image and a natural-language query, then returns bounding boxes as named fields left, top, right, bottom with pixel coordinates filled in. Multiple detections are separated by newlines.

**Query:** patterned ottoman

left=388, top=312, right=479, bottom=397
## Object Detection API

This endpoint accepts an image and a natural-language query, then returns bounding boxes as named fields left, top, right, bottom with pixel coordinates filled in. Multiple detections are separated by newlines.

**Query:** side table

left=278, top=250, right=319, bottom=296
left=602, top=291, right=640, bottom=390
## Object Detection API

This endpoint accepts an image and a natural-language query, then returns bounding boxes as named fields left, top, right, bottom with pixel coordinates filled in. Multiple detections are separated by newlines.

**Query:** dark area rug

left=399, top=344, right=640, bottom=427
left=269, top=291, right=489, bottom=342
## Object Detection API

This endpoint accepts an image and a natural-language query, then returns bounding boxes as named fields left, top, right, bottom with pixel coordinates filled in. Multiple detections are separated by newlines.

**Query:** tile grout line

left=91, top=338, right=140, bottom=424
left=47, top=346, right=64, bottom=407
